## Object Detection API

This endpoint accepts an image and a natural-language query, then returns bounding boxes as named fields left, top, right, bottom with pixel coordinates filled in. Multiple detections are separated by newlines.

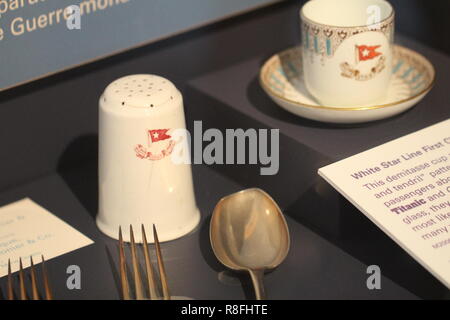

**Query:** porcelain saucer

left=260, top=45, right=435, bottom=124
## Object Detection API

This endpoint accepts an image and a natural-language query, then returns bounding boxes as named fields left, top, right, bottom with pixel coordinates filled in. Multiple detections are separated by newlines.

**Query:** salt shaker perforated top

left=97, top=74, right=200, bottom=242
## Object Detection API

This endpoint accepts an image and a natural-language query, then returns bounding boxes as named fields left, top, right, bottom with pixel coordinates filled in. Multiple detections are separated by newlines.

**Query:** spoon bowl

left=210, top=188, right=290, bottom=299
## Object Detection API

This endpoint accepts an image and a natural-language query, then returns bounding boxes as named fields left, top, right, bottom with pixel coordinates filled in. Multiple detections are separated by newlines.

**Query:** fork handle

left=249, top=269, right=266, bottom=300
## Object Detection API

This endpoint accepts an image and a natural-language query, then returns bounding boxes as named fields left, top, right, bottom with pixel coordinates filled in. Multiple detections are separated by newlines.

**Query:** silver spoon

left=210, top=188, right=290, bottom=300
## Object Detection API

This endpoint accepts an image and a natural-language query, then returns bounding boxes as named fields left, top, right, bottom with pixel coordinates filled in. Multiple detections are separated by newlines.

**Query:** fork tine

left=30, top=256, right=39, bottom=300
left=141, top=224, right=158, bottom=300
left=18, top=258, right=27, bottom=300
left=41, top=255, right=53, bottom=300
left=7, top=259, right=14, bottom=300
left=130, top=225, right=144, bottom=300
left=153, top=224, right=170, bottom=300
left=118, top=226, right=130, bottom=300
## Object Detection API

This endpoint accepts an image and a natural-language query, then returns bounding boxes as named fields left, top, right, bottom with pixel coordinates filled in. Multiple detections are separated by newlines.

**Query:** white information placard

left=319, top=119, right=450, bottom=288
left=0, top=198, right=93, bottom=277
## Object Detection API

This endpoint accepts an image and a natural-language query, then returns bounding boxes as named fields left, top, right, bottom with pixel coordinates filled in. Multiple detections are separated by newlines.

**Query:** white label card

left=319, top=119, right=450, bottom=288
left=0, top=198, right=94, bottom=277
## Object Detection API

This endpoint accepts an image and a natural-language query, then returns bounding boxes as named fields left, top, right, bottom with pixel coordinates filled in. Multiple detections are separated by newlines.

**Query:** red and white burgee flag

left=148, top=129, right=171, bottom=143
left=356, top=45, right=382, bottom=62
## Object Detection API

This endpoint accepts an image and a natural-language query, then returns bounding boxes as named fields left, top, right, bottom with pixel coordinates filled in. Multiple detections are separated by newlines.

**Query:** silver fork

left=6, top=256, right=53, bottom=300
left=118, top=224, right=170, bottom=300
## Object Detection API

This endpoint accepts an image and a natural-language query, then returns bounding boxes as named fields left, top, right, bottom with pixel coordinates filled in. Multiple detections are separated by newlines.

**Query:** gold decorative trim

left=300, top=11, right=395, bottom=63
left=300, top=7, right=395, bottom=60
left=300, top=3, right=395, bottom=30
left=259, top=45, right=435, bottom=112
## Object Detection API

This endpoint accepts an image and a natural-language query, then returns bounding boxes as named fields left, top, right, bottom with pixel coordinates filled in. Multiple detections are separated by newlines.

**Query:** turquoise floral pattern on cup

left=301, top=14, right=395, bottom=60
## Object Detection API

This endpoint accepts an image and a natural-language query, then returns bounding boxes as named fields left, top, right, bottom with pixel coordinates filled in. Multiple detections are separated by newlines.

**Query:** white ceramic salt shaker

left=97, top=74, right=200, bottom=242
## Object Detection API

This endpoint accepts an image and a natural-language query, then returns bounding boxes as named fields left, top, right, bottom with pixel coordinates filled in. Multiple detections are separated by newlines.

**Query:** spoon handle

left=249, top=269, right=266, bottom=300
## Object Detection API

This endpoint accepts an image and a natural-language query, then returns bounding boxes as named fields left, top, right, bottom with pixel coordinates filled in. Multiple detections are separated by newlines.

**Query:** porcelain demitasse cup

left=300, top=0, right=395, bottom=107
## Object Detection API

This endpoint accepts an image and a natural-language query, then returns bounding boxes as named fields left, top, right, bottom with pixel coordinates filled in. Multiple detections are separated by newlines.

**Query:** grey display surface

left=188, top=36, right=449, bottom=161
left=0, top=0, right=281, bottom=91
left=0, top=1, right=448, bottom=299
left=0, top=163, right=417, bottom=300
left=187, top=36, right=450, bottom=299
